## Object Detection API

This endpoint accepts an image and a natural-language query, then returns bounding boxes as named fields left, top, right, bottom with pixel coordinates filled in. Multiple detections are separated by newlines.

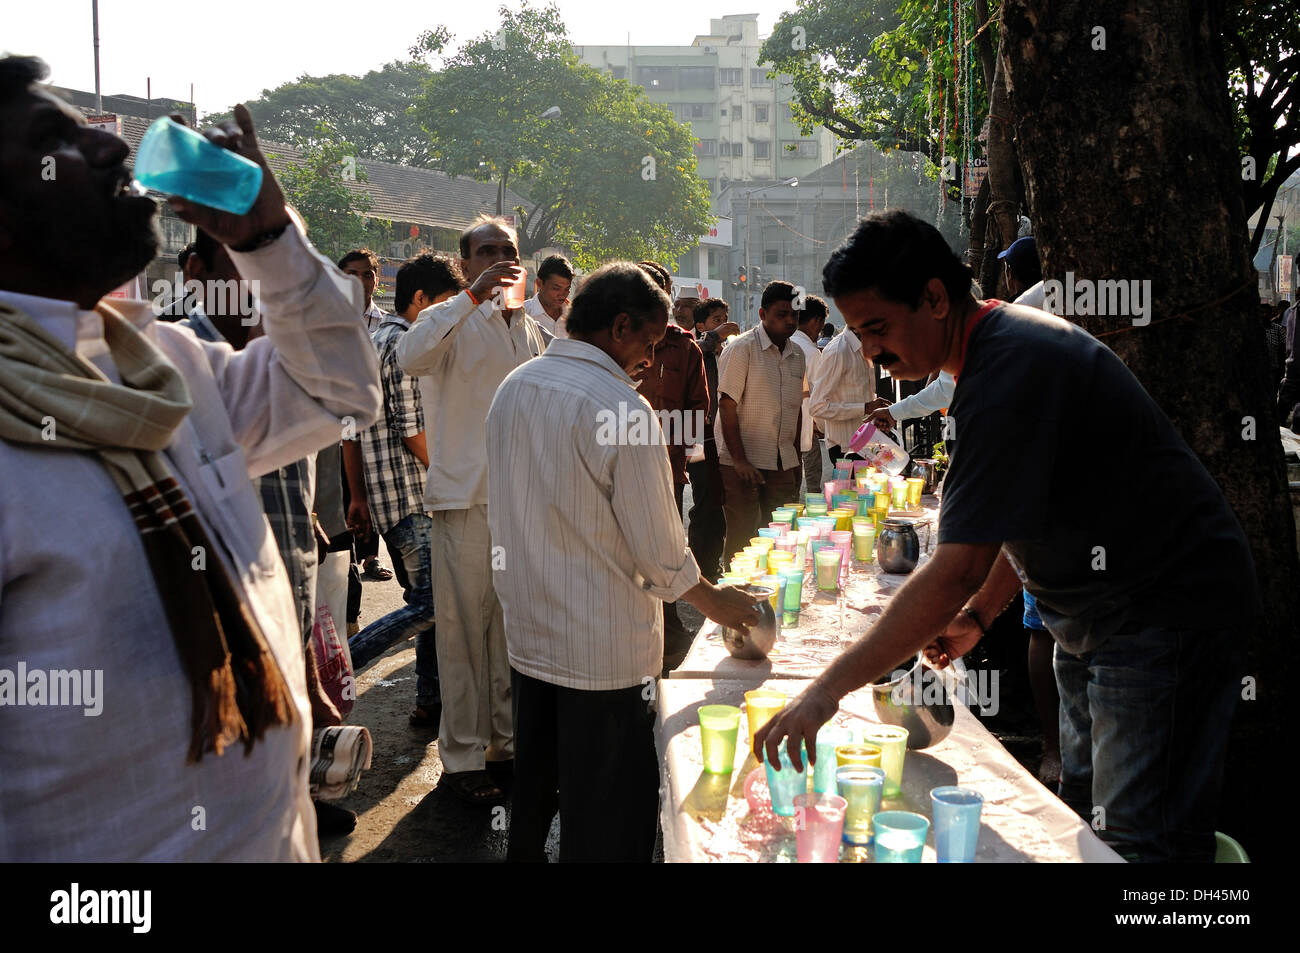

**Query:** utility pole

left=92, top=0, right=102, bottom=114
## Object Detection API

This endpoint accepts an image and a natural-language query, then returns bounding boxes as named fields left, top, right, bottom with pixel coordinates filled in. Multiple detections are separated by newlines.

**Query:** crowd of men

left=0, top=56, right=1266, bottom=864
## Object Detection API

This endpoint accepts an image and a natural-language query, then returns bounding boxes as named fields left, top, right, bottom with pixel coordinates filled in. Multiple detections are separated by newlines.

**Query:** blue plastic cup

left=930, top=786, right=984, bottom=862
left=758, top=527, right=783, bottom=539
left=872, top=811, right=930, bottom=862
left=812, top=725, right=855, bottom=794
left=836, top=765, right=885, bottom=845
left=133, top=117, right=263, bottom=214
left=763, top=739, right=809, bottom=817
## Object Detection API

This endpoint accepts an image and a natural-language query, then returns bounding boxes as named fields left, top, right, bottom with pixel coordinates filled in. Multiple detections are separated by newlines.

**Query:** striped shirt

left=714, top=323, right=805, bottom=471
left=809, top=327, right=876, bottom=450
left=355, top=316, right=427, bottom=535
left=486, top=338, right=701, bottom=691
left=791, top=329, right=822, bottom=452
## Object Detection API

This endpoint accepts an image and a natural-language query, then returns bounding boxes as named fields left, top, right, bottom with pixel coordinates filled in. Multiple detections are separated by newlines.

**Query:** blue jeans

left=1054, top=623, right=1243, bottom=862
left=348, top=512, right=439, bottom=707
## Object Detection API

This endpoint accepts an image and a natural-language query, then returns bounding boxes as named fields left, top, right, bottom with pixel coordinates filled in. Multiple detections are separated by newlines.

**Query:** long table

left=655, top=678, right=1123, bottom=862
left=655, top=496, right=1123, bottom=862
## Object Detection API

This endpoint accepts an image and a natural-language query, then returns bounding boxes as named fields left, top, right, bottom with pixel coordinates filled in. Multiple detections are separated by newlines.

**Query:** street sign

left=86, top=114, right=121, bottom=136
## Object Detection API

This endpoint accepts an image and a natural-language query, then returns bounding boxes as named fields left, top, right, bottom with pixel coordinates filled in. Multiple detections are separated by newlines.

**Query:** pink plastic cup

left=794, top=792, right=847, bottom=862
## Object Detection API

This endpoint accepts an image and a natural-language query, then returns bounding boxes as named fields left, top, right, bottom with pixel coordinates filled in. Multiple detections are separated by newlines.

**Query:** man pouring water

left=754, top=210, right=1258, bottom=863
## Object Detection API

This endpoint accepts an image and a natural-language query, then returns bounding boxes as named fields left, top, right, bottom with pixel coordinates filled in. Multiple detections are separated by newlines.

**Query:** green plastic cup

left=699, top=705, right=741, bottom=774
left=815, top=548, right=842, bottom=591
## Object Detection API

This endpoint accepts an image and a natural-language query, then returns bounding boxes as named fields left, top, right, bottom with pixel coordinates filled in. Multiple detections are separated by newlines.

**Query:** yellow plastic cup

left=749, top=538, right=775, bottom=553
left=873, top=491, right=891, bottom=512
left=766, top=551, right=795, bottom=573
left=906, top=477, right=924, bottom=508
left=861, top=725, right=909, bottom=797
left=835, top=743, right=883, bottom=767
left=744, top=689, right=789, bottom=754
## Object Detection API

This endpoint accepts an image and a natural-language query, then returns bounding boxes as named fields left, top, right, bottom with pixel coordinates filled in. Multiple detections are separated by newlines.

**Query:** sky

left=5, top=1, right=793, bottom=117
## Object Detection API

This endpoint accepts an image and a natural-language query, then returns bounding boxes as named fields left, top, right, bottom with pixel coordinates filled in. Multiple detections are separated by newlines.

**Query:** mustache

left=876, top=352, right=900, bottom=366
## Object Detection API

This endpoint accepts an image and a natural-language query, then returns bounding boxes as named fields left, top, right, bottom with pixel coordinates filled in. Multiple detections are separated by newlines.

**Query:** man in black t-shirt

left=754, top=210, right=1258, bottom=862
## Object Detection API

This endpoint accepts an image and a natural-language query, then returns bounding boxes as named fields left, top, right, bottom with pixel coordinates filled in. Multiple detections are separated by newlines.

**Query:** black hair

left=177, top=242, right=196, bottom=272
left=0, top=55, right=48, bottom=107
left=760, top=279, right=798, bottom=310
left=566, top=261, right=671, bottom=336
left=459, top=214, right=518, bottom=258
left=800, top=294, right=828, bottom=323
left=395, top=253, right=466, bottom=314
left=193, top=228, right=219, bottom=270
left=538, top=254, right=574, bottom=283
left=820, top=322, right=835, bottom=337
left=636, top=260, right=671, bottom=293
left=694, top=297, right=729, bottom=326
left=822, top=209, right=973, bottom=308
left=338, top=248, right=379, bottom=272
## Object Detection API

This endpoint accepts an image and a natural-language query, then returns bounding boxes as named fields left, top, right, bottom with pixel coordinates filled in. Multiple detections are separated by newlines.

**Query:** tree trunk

left=983, top=34, right=1021, bottom=298
left=968, top=174, right=990, bottom=276
left=1001, top=0, right=1300, bottom=862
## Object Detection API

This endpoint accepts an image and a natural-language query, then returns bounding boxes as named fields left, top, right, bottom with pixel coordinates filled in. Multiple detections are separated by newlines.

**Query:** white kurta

left=0, top=225, right=381, bottom=861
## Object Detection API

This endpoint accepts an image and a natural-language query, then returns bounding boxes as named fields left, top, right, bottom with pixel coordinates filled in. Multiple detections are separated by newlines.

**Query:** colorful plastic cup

left=872, top=811, right=930, bottom=862
left=906, top=477, right=925, bottom=508
left=861, top=725, right=909, bottom=797
left=890, top=481, right=908, bottom=509
left=748, top=538, right=775, bottom=552
left=837, top=765, right=886, bottom=846
left=133, top=116, right=264, bottom=214
left=835, top=743, right=882, bottom=768
left=766, top=550, right=795, bottom=571
left=930, top=786, right=984, bottom=862
left=853, top=527, right=876, bottom=563
left=744, top=689, right=788, bottom=753
left=873, top=491, right=891, bottom=512
left=698, top=705, right=741, bottom=774
left=718, top=574, right=747, bottom=587
left=813, top=725, right=855, bottom=793
left=758, top=574, right=785, bottom=613
left=794, top=793, right=847, bottom=862
left=763, top=739, right=809, bottom=816
left=814, top=548, right=842, bottom=591
left=758, top=527, right=783, bottom=539
left=855, top=473, right=871, bottom=492
left=779, top=568, right=804, bottom=626
left=742, top=547, right=767, bottom=572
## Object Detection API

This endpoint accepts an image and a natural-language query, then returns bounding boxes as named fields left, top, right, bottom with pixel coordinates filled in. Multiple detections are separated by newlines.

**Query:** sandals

left=441, top=770, right=506, bottom=807
left=362, top=559, right=394, bottom=581
left=409, top=704, right=441, bottom=728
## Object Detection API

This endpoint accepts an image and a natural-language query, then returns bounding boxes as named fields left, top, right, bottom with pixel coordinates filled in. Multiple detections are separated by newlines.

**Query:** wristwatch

left=229, top=220, right=290, bottom=253
left=961, top=605, right=988, bottom=637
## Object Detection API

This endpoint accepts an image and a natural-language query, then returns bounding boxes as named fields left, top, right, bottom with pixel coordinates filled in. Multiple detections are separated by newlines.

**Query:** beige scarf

left=0, top=299, right=294, bottom=761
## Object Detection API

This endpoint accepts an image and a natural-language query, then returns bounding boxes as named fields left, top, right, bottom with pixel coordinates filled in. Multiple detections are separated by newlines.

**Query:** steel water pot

left=877, top=519, right=920, bottom=574
left=910, top=459, right=939, bottom=495
left=871, top=652, right=956, bottom=748
left=720, top=585, right=778, bottom=660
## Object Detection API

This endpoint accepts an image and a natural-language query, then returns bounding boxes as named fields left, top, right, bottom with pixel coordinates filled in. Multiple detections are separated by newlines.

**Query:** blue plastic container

left=134, top=117, right=263, bottom=214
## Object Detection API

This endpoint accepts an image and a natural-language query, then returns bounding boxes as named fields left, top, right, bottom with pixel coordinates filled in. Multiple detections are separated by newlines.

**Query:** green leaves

left=410, top=1, right=713, bottom=266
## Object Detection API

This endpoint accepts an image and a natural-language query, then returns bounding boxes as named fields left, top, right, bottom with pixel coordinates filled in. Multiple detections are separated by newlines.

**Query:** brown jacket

left=635, top=323, right=710, bottom=485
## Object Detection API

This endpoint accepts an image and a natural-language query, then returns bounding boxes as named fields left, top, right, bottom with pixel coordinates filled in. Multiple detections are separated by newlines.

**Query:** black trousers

left=662, top=483, right=691, bottom=673
left=507, top=668, right=659, bottom=863
left=686, top=438, right=725, bottom=583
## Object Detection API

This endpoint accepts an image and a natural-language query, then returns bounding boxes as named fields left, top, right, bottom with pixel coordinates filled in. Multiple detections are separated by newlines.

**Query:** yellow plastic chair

left=1214, top=831, right=1250, bottom=863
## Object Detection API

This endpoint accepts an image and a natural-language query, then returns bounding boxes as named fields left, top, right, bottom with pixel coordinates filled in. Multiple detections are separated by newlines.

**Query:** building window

left=754, top=103, right=769, bottom=122
left=720, top=141, right=731, bottom=157
left=694, top=138, right=716, bottom=156
left=750, top=68, right=771, bottom=87
left=682, top=102, right=713, bottom=120
left=732, top=105, right=742, bottom=120
left=731, top=142, right=743, bottom=156
left=782, top=140, right=819, bottom=158
left=753, top=140, right=770, bottom=159
left=720, top=68, right=742, bottom=85
left=637, top=67, right=674, bottom=90
left=708, top=248, right=722, bottom=280
left=610, top=66, right=626, bottom=80
left=680, top=66, right=716, bottom=89
left=765, top=248, right=779, bottom=265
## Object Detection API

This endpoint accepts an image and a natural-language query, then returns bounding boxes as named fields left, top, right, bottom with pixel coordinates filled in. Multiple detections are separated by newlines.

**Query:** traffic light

left=731, top=265, right=747, bottom=290
left=751, top=266, right=763, bottom=288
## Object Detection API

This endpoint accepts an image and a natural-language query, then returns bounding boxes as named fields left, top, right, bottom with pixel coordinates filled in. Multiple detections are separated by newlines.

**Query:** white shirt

left=486, top=338, right=700, bottom=691
left=523, top=294, right=567, bottom=339
left=396, top=290, right=545, bottom=511
left=790, top=328, right=822, bottom=452
left=0, top=226, right=381, bottom=861
left=364, top=302, right=386, bottom=334
left=891, top=371, right=955, bottom=421
left=1016, top=281, right=1046, bottom=310
left=714, top=323, right=806, bottom=471
left=809, top=326, right=876, bottom=450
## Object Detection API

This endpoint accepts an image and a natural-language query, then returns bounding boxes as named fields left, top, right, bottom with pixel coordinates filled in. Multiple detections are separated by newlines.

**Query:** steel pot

left=871, top=652, right=955, bottom=748
left=877, top=519, right=920, bottom=574
left=720, top=585, right=778, bottom=660
left=910, top=458, right=939, bottom=495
